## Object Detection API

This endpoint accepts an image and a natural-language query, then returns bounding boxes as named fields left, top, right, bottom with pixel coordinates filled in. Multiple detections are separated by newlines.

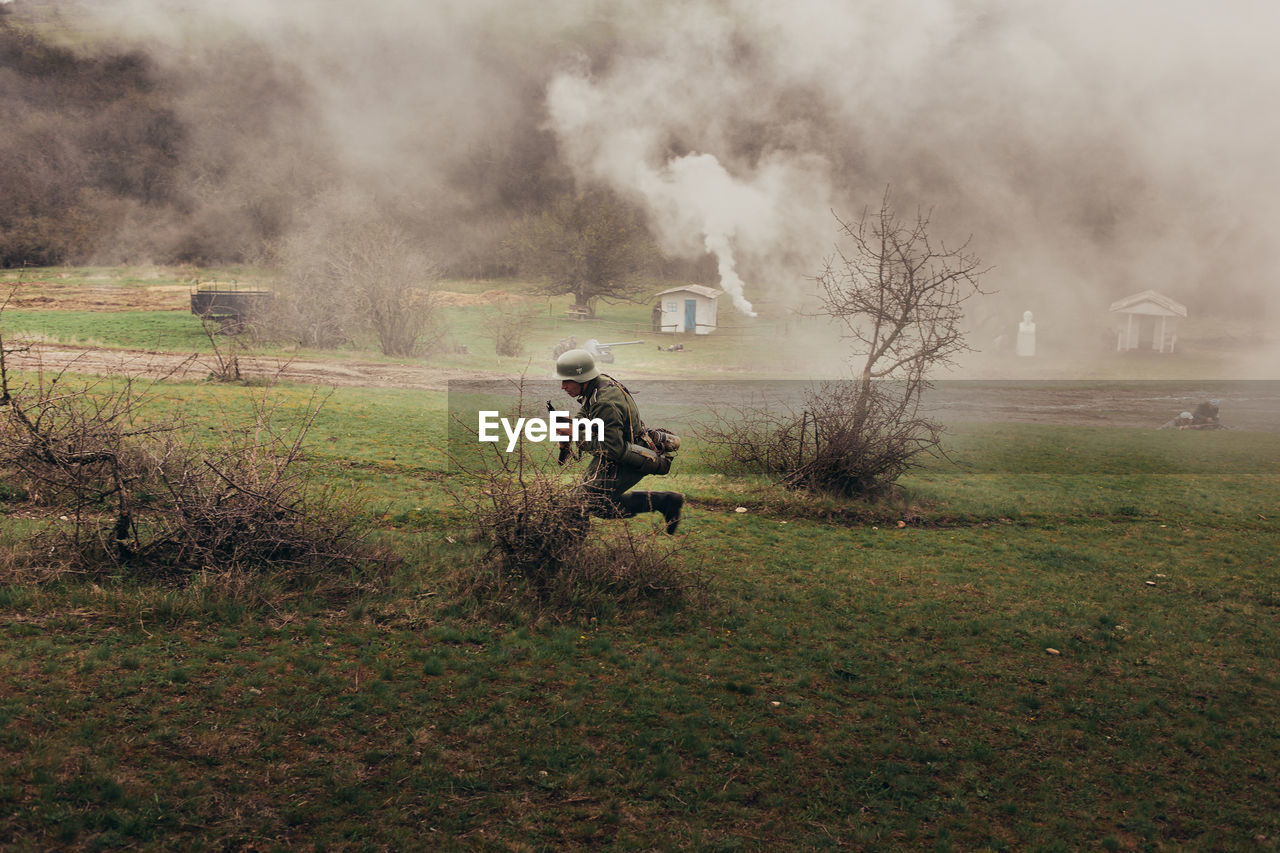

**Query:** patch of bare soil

left=5, top=281, right=528, bottom=313
left=434, top=289, right=531, bottom=307
left=9, top=345, right=1278, bottom=430
left=6, top=345, right=487, bottom=392
left=4, top=279, right=190, bottom=312
left=920, top=382, right=1280, bottom=432
left=1, top=281, right=521, bottom=390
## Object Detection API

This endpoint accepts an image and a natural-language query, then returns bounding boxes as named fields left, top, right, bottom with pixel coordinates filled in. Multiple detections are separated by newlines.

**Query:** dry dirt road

left=7, top=345, right=486, bottom=392
left=8, top=344, right=1279, bottom=432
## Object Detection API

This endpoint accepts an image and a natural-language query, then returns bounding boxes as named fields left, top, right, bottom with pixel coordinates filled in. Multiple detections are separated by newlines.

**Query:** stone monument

left=1016, top=310, right=1036, bottom=357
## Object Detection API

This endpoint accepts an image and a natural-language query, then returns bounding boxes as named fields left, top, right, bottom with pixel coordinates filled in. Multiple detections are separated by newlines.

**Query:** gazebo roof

left=1109, top=289, right=1187, bottom=318
left=655, top=285, right=722, bottom=300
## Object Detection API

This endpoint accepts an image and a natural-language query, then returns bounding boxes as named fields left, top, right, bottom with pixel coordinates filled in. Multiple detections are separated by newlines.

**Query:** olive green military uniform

left=572, top=375, right=682, bottom=531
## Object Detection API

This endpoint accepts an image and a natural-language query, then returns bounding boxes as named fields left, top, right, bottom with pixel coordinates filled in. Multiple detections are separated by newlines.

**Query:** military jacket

left=575, top=375, right=641, bottom=468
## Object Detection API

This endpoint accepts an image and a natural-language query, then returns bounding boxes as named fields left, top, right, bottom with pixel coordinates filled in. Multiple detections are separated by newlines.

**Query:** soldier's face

left=561, top=380, right=584, bottom=397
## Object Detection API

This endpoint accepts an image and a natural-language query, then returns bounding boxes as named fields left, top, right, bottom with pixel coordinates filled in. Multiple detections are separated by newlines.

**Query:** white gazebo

left=653, top=285, right=722, bottom=334
left=1110, top=290, right=1187, bottom=354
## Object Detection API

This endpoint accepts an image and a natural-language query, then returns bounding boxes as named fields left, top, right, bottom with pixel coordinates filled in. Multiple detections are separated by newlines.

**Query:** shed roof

left=655, top=285, right=722, bottom=300
left=1109, top=289, right=1187, bottom=317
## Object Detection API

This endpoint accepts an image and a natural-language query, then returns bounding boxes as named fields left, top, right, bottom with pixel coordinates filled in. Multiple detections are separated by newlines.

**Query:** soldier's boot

left=615, top=492, right=649, bottom=522
left=652, top=491, right=684, bottom=535
left=619, top=491, right=684, bottom=534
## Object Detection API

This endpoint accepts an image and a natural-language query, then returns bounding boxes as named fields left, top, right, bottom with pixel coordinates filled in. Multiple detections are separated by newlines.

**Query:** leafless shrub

left=197, top=313, right=246, bottom=382
left=711, top=189, right=986, bottom=498
left=0, top=369, right=390, bottom=591
left=0, top=372, right=171, bottom=552
left=264, top=237, right=356, bottom=351
left=268, top=207, right=444, bottom=356
left=193, top=313, right=293, bottom=386
left=480, top=306, right=538, bottom=357
left=701, top=381, right=942, bottom=498
left=450, top=401, right=697, bottom=622
left=127, top=395, right=387, bottom=582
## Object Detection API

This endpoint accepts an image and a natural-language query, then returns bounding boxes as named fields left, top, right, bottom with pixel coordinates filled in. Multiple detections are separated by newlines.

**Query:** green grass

left=1, top=377, right=1276, bottom=850
left=3, top=266, right=813, bottom=377
left=1, top=309, right=214, bottom=351
left=15, top=264, right=1263, bottom=383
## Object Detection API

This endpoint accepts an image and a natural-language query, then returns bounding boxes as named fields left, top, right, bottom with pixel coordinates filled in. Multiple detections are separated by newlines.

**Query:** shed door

left=684, top=299, right=697, bottom=333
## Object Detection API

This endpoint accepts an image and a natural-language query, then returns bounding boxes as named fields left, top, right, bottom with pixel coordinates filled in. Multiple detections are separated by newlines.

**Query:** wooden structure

left=1110, top=290, right=1186, bottom=354
left=190, top=284, right=272, bottom=331
left=653, top=285, right=722, bottom=334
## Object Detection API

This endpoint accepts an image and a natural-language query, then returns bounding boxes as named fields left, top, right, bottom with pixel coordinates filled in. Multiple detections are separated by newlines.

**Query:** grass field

left=0, top=363, right=1276, bottom=850
left=0, top=266, right=802, bottom=379
left=1, top=270, right=1277, bottom=849
left=12, top=265, right=1274, bottom=383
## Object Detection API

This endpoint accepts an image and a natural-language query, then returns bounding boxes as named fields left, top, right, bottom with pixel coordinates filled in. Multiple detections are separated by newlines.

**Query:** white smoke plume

left=37, top=0, right=1280, bottom=335
left=547, top=66, right=835, bottom=317
left=538, top=0, right=1280, bottom=330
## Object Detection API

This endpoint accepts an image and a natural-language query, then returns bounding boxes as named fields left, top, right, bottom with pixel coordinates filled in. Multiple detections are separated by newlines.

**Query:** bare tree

left=338, top=222, right=443, bottom=357
left=504, top=187, right=658, bottom=317
left=271, top=218, right=443, bottom=356
left=0, top=285, right=30, bottom=406
left=811, top=190, right=988, bottom=491
left=480, top=305, right=538, bottom=357
left=703, top=190, right=988, bottom=497
left=264, top=251, right=357, bottom=350
left=819, top=188, right=987, bottom=409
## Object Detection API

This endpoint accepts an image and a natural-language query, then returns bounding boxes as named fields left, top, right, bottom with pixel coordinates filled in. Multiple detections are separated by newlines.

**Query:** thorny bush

left=0, top=369, right=390, bottom=590
left=700, top=381, right=944, bottom=498
left=451, top=401, right=697, bottom=623
left=481, top=305, right=538, bottom=358
left=702, top=192, right=984, bottom=499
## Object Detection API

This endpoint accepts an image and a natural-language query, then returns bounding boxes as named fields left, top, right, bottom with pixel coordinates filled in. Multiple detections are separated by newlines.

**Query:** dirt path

left=8, top=345, right=1278, bottom=431
left=6, top=345, right=487, bottom=392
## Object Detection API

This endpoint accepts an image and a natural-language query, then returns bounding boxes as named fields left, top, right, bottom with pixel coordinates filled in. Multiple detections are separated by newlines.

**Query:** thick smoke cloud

left=539, top=0, right=1280, bottom=328
left=59, top=0, right=1280, bottom=329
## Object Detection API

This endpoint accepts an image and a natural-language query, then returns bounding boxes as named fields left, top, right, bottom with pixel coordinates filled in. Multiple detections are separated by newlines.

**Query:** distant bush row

left=2, top=25, right=189, bottom=266
left=0, top=21, right=566, bottom=274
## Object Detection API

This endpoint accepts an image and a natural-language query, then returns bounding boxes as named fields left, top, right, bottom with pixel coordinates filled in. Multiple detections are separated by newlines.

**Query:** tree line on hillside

left=0, top=18, right=697, bottom=356
left=1, top=24, right=183, bottom=267
left=1, top=20, right=719, bottom=317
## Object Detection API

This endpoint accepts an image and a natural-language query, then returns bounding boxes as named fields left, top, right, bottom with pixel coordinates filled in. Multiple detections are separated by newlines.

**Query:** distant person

left=554, top=348, right=684, bottom=534
left=1191, top=399, right=1220, bottom=427
left=552, top=336, right=577, bottom=359
left=1158, top=411, right=1194, bottom=430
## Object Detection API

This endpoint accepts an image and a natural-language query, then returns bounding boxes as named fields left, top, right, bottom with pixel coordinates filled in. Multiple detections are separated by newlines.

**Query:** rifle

left=547, top=400, right=572, bottom=466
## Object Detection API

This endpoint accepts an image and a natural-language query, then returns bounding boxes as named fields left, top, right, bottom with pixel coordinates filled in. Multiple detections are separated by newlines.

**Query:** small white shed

left=1110, top=290, right=1187, bottom=354
left=654, top=285, right=722, bottom=334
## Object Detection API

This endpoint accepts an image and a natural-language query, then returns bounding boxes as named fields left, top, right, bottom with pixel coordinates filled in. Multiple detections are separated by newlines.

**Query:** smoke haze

left=17, top=0, right=1280, bottom=333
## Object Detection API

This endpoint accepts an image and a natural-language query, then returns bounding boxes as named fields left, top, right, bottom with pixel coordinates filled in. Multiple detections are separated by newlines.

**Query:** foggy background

left=5, top=0, right=1279, bottom=365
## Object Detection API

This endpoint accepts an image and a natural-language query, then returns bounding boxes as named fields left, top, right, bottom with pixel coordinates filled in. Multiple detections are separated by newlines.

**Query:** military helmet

left=555, top=348, right=599, bottom=382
